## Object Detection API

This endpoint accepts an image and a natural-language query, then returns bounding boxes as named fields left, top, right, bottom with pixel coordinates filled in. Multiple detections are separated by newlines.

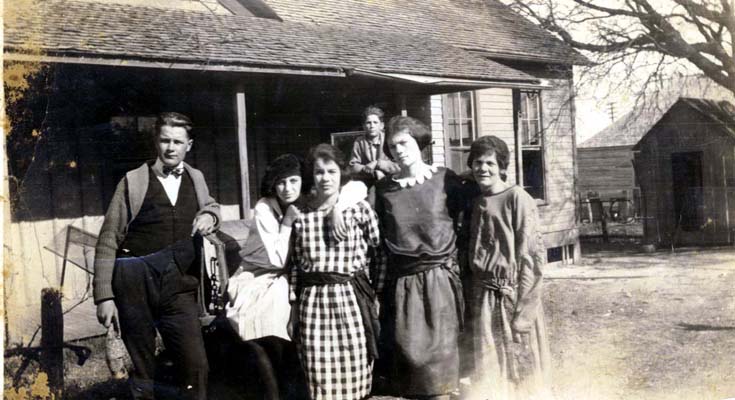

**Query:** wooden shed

left=633, top=98, right=735, bottom=246
left=577, top=76, right=733, bottom=214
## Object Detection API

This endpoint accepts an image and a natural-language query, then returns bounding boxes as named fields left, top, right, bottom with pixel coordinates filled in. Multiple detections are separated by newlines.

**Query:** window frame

left=514, top=89, right=547, bottom=203
left=442, top=91, right=478, bottom=173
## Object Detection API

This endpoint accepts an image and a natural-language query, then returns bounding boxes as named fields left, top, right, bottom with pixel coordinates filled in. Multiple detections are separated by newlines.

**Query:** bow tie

left=163, top=166, right=184, bottom=177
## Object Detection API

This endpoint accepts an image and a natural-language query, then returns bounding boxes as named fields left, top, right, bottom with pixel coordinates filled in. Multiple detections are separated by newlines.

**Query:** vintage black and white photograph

left=3, top=0, right=735, bottom=399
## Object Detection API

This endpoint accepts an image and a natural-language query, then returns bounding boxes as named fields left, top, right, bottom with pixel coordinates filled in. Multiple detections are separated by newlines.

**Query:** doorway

left=671, top=151, right=704, bottom=231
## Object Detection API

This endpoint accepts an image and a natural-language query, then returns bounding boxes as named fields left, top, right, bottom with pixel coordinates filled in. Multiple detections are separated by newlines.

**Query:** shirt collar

left=152, top=158, right=184, bottom=178
left=366, top=131, right=384, bottom=146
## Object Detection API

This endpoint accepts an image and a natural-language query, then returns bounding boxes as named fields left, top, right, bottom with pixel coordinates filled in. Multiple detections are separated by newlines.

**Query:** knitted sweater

left=93, top=161, right=221, bottom=303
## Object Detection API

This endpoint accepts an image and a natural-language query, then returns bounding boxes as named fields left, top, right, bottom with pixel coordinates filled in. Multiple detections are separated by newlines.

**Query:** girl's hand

left=331, top=203, right=348, bottom=241
left=282, top=205, right=301, bottom=228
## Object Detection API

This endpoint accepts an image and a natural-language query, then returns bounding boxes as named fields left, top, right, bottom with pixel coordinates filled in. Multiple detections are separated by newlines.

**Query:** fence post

left=41, top=288, right=64, bottom=397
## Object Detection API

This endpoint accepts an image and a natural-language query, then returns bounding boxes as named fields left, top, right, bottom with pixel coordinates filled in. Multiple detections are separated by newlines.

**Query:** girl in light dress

left=465, top=136, right=550, bottom=400
left=225, top=153, right=366, bottom=399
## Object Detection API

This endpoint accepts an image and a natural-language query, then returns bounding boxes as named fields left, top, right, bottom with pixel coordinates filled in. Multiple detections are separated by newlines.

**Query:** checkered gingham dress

left=291, top=200, right=386, bottom=400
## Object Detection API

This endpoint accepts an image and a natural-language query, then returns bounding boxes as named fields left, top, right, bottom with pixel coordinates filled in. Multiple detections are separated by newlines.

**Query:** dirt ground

left=5, top=239, right=735, bottom=399
left=545, top=241, right=735, bottom=400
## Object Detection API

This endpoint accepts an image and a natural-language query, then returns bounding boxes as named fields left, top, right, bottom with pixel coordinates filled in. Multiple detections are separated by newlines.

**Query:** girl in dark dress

left=374, top=116, right=471, bottom=399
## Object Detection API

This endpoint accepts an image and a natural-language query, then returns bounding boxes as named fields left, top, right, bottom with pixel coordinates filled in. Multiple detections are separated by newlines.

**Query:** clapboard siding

left=475, top=88, right=518, bottom=184
left=430, top=95, right=446, bottom=166
left=578, top=146, right=636, bottom=198
left=538, top=77, right=576, bottom=237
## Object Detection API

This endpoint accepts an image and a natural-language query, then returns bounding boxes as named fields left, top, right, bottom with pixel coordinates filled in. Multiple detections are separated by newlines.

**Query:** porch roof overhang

left=5, top=0, right=542, bottom=92
left=348, top=69, right=550, bottom=92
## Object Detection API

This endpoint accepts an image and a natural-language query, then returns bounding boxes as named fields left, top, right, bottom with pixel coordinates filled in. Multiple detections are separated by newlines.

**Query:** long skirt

left=297, top=282, right=372, bottom=400
left=467, top=288, right=551, bottom=400
left=383, top=264, right=461, bottom=396
left=226, top=268, right=291, bottom=341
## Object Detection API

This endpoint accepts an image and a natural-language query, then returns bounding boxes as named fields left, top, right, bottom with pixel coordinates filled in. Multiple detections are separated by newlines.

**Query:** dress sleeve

left=337, top=180, right=368, bottom=207
left=289, top=216, right=304, bottom=301
left=254, top=200, right=292, bottom=268
left=359, top=201, right=387, bottom=294
left=511, top=188, right=545, bottom=332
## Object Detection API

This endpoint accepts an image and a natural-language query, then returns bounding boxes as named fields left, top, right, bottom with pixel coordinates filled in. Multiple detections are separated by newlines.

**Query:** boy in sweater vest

left=94, top=112, right=220, bottom=400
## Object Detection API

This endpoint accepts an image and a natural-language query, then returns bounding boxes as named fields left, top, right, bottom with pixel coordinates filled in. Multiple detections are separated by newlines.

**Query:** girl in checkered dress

left=290, top=144, right=386, bottom=400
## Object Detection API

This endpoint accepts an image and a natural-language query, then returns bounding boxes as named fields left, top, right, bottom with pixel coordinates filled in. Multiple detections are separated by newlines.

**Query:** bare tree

left=503, top=0, right=734, bottom=107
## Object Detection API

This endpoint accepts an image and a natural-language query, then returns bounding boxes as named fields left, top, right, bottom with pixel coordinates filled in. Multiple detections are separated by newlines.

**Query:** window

left=515, top=90, right=545, bottom=200
left=442, top=91, right=476, bottom=173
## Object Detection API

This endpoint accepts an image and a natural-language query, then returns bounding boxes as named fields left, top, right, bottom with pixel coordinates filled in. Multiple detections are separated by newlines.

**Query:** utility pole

left=607, top=103, right=616, bottom=122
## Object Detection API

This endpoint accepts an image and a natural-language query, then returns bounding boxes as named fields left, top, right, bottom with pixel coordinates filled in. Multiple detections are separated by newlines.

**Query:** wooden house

left=633, top=98, right=735, bottom=246
left=4, top=0, right=585, bottom=344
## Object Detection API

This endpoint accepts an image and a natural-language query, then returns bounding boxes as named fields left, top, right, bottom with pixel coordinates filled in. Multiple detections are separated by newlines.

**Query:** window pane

left=519, top=91, right=541, bottom=145
left=446, top=94, right=457, bottom=120
left=520, top=120, right=530, bottom=145
left=461, top=121, right=472, bottom=144
left=447, top=122, right=461, bottom=147
left=461, top=91, right=472, bottom=120
left=450, top=149, right=468, bottom=174
left=522, top=149, right=544, bottom=199
left=522, top=91, right=539, bottom=119
left=527, top=120, right=540, bottom=145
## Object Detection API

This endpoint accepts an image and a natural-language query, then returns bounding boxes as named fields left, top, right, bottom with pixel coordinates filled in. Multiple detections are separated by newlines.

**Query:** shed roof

left=5, top=0, right=538, bottom=84
left=578, top=109, right=660, bottom=149
left=579, top=76, right=734, bottom=149
left=632, top=98, right=735, bottom=150
left=263, top=0, right=588, bottom=65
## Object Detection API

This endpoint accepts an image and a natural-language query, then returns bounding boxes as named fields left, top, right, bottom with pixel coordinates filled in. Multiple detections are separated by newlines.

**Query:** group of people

left=93, top=108, right=550, bottom=400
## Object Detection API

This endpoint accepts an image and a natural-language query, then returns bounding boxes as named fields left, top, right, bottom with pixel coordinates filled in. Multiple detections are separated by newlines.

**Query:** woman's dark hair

left=260, top=153, right=307, bottom=198
left=467, top=135, right=510, bottom=171
left=385, top=115, right=433, bottom=152
left=362, top=106, right=385, bottom=123
left=155, top=112, right=193, bottom=138
left=306, top=143, right=350, bottom=188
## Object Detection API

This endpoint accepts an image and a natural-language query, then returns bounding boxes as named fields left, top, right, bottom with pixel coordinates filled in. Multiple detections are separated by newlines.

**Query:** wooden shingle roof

left=632, top=98, right=735, bottom=150
left=578, top=109, right=660, bottom=148
left=5, top=0, right=539, bottom=83
left=263, top=0, right=588, bottom=65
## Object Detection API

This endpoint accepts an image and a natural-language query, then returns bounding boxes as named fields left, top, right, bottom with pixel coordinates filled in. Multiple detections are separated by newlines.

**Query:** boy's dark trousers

left=112, top=241, right=208, bottom=400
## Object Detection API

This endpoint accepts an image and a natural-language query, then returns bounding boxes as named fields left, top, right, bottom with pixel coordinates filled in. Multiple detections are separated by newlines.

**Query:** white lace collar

left=392, top=164, right=438, bottom=188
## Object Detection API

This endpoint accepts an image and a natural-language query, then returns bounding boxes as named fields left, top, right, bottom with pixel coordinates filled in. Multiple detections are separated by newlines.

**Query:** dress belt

left=299, top=270, right=380, bottom=361
left=388, top=252, right=465, bottom=330
left=474, top=273, right=516, bottom=300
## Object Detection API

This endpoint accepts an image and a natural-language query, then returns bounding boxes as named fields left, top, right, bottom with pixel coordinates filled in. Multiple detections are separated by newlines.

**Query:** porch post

left=236, top=92, right=251, bottom=219
left=398, top=95, right=408, bottom=116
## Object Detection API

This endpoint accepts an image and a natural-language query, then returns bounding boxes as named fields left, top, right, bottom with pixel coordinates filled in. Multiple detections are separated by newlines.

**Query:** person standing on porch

left=94, top=112, right=219, bottom=400
left=464, top=135, right=551, bottom=400
left=348, top=106, right=400, bottom=186
left=374, top=116, right=472, bottom=399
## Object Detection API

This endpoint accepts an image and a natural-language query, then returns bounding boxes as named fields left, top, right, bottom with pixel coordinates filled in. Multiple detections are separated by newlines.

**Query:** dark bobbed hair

left=362, top=106, right=385, bottom=123
left=467, top=135, right=510, bottom=171
left=259, top=153, right=307, bottom=198
left=386, top=115, right=433, bottom=152
left=306, top=143, right=351, bottom=189
left=155, top=112, right=193, bottom=138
